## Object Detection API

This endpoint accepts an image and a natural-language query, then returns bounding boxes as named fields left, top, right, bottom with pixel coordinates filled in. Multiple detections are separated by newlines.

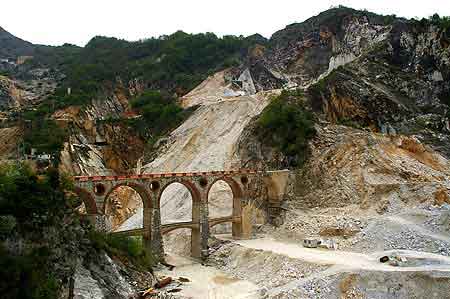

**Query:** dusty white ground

left=157, top=254, right=259, bottom=299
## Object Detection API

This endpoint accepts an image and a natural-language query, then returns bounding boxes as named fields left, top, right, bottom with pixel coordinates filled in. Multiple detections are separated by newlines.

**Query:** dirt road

left=227, top=236, right=450, bottom=272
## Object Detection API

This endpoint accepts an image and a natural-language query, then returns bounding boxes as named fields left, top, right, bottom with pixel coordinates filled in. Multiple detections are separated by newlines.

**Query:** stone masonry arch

left=104, top=182, right=152, bottom=212
left=157, top=179, right=202, bottom=205
left=206, top=177, right=244, bottom=238
left=103, top=182, right=152, bottom=236
left=153, top=179, right=203, bottom=258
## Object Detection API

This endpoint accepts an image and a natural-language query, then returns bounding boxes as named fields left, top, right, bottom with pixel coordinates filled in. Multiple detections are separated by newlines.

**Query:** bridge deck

left=74, top=169, right=261, bottom=182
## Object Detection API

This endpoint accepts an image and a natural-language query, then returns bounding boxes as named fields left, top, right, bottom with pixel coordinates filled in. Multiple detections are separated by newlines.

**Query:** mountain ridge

left=0, top=25, right=35, bottom=59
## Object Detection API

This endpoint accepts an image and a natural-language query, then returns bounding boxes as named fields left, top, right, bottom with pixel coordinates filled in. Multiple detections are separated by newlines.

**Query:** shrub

left=0, top=245, right=60, bottom=299
left=258, top=90, right=315, bottom=166
left=0, top=164, right=67, bottom=231
left=130, top=90, right=191, bottom=139
left=429, top=14, right=450, bottom=30
left=88, top=231, right=156, bottom=270
left=22, top=119, right=67, bottom=159
left=0, top=215, right=16, bottom=237
left=30, top=31, right=251, bottom=114
left=0, top=163, right=74, bottom=299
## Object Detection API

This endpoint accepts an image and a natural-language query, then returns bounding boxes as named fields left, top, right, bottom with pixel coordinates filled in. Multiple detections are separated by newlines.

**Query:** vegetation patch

left=22, top=119, right=68, bottom=160
left=29, top=31, right=257, bottom=113
left=130, top=90, right=184, bottom=134
left=427, top=14, right=450, bottom=31
left=101, top=90, right=196, bottom=150
left=0, top=163, right=75, bottom=299
left=88, top=232, right=156, bottom=271
left=0, top=162, right=156, bottom=298
left=257, top=89, right=315, bottom=166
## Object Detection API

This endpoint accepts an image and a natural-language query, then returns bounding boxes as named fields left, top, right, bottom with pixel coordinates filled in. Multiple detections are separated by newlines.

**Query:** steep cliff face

left=57, top=78, right=147, bottom=176
left=308, top=23, right=450, bottom=157
left=0, top=68, right=59, bottom=111
left=236, top=9, right=450, bottom=164
left=240, top=7, right=395, bottom=90
left=59, top=120, right=146, bottom=176
left=0, top=126, right=21, bottom=159
left=0, top=75, right=23, bottom=109
left=295, top=125, right=450, bottom=209
left=235, top=119, right=287, bottom=169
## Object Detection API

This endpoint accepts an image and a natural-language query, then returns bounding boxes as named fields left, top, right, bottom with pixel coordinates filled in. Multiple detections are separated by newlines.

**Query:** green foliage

left=0, top=215, right=16, bottom=237
left=128, top=90, right=194, bottom=142
left=429, top=14, right=450, bottom=30
left=22, top=119, right=68, bottom=158
left=36, top=31, right=251, bottom=112
left=439, top=89, right=450, bottom=108
left=88, top=231, right=155, bottom=270
left=258, top=90, right=315, bottom=166
left=0, top=70, right=10, bottom=77
left=0, top=163, right=74, bottom=299
left=0, top=164, right=67, bottom=231
left=131, top=91, right=182, bottom=131
left=0, top=245, right=59, bottom=299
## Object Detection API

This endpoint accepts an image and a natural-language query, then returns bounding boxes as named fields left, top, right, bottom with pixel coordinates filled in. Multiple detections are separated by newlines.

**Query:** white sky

left=2, top=0, right=450, bottom=46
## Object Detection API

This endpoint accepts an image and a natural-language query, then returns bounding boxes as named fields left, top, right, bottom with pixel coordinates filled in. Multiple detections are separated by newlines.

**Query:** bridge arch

left=101, top=182, right=152, bottom=232
left=206, top=177, right=244, bottom=238
left=73, top=186, right=98, bottom=214
left=103, top=182, right=152, bottom=213
left=206, top=177, right=243, bottom=216
left=158, top=179, right=202, bottom=258
left=157, top=179, right=201, bottom=206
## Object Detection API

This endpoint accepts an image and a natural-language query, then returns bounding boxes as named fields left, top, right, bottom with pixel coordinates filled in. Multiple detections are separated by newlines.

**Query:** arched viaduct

left=73, top=169, right=290, bottom=260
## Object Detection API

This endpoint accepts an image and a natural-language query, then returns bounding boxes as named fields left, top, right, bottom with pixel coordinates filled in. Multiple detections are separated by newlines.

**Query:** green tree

left=130, top=90, right=184, bottom=134
left=23, top=120, right=67, bottom=158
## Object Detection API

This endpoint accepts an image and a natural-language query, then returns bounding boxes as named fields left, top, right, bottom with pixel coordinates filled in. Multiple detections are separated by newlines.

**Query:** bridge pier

left=199, top=200, right=210, bottom=260
left=190, top=201, right=202, bottom=259
left=150, top=206, right=164, bottom=260
left=143, top=207, right=153, bottom=255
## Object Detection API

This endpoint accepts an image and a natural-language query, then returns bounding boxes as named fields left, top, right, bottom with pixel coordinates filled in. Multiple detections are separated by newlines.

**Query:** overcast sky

left=2, top=0, right=450, bottom=46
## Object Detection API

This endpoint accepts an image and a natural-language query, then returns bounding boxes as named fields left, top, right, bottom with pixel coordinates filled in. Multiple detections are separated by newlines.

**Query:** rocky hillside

left=236, top=7, right=450, bottom=166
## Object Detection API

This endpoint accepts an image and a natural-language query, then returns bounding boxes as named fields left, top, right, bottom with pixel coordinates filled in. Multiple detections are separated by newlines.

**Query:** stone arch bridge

left=73, top=169, right=290, bottom=260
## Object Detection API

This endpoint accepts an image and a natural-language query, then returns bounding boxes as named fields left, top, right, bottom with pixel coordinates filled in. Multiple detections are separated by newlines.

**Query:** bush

left=0, top=163, right=74, bottom=299
left=258, top=90, right=315, bottom=166
left=0, top=215, right=16, bottom=237
left=22, top=119, right=67, bottom=159
left=0, top=245, right=60, bottom=299
left=0, top=164, right=67, bottom=231
left=30, top=31, right=251, bottom=115
left=88, top=231, right=156, bottom=270
left=130, top=90, right=189, bottom=139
